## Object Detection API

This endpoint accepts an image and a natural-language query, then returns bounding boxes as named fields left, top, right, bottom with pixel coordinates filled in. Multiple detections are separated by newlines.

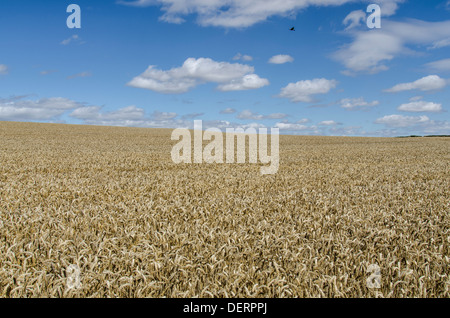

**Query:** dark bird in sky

left=290, top=27, right=295, bottom=31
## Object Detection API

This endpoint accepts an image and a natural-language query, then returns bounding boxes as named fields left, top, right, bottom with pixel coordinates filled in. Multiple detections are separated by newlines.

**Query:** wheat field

left=0, top=121, right=449, bottom=298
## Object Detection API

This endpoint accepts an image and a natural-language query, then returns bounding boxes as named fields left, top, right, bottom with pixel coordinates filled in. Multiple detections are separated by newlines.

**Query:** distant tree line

left=395, top=135, right=450, bottom=138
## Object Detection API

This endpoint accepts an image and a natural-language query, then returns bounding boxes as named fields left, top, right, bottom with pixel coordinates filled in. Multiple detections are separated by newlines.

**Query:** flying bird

left=290, top=27, right=295, bottom=31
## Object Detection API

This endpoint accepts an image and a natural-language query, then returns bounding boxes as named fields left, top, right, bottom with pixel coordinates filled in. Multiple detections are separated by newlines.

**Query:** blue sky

left=0, top=0, right=449, bottom=136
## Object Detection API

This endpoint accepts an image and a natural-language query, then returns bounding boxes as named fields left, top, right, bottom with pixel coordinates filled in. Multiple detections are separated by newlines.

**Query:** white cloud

left=219, top=107, right=236, bottom=114
left=266, top=113, right=288, bottom=119
left=127, top=57, right=268, bottom=94
left=374, top=113, right=450, bottom=134
left=0, top=64, right=9, bottom=75
left=70, top=105, right=185, bottom=127
left=70, top=105, right=279, bottom=130
left=152, top=110, right=178, bottom=120
left=118, top=0, right=404, bottom=28
left=376, top=0, right=405, bottom=16
left=329, top=126, right=363, bottom=136
left=67, top=71, right=92, bottom=79
left=40, top=70, right=58, bottom=75
left=74, top=106, right=150, bottom=122
left=374, top=114, right=430, bottom=127
left=61, top=35, right=83, bottom=45
left=428, top=37, right=450, bottom=50
left=217, top=74, right=269, bottom=91
left=335, top=19, right=450, bottom=74
left=343, top=10, right=366, bottom=30
left=409, top=96, right=423, bottom=102
left=69, top=106, right=103, bottom=120
left=127, top=66, right=197, bottom=94
left=200, top=120, right=268, bottom=131
left=385, top=75, right=447, bottom=93
left=274, top=119, right=333, bottom=135
left=397, top=100, right=443, bottom=113
left=279, top=78, right=337, bottom=103
left=425, top=58, right=450, bottom=72
left=236, top=110, right=287, bottom=120
left=71, top=105, right=150, bottom=122
left=319, top=120, right=339, bottom=126
left=333, top=31, right=401, bottom=74
left=0, top=97, right=84, bottom=121
left=274, top=122, right=310, bottom=131
left=268, top=54, right=294, bottom=64
left=339, top=97, right=379, bottom=110
left=422, top=120, right=450, bottom=134
left=181, top=112, right=204, bottom=119
left=237, top=110, right=264, bottom=120
left=233, top=53, right=253, bottom=61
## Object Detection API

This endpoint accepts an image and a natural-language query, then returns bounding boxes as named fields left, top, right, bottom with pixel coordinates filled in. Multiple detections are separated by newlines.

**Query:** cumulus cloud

left=279, top=78, right=338, bottom=103
left=0, top=64, right=9, bottom=75
left=70, top=108, right=273, bottom=131
left=71, top=104, right=287, bottom=130
left=69, top=106, right=103, bottom=120
left=0, top=96, right=84, bottom=121
left=70, top=105, right=148, bottom=122
left=374, top=113, right=450, bottom=135
left=8, top=100, right=183, bottom=129
left=385, top=75, right=447, bottom=93
left=70, top=105, right=234, bottom=129
left=274, top=122, right=311, bottom=131
left=118, top=0, right=405, bottom=28
left=274, top=119, right=354, bottom=135
left=217, top=74, right=269, bottom=91
left=273, top=119, right=321, bottom=134
left=334, top=31, right=401, bottom=74
left=334, top=19, right=450, bottom=74
left=196, top=120, right=271, bottom=131
left=374, top=114, right=430, bottom=127
left=127, top=57, right=269, bottom=94
left=339, top=97, right=379, bottom=110
left=268, top=54, right=294, bottom=64
left=422, top=120, right=450, bottom=134
left=376, top=0, right=405, bottom=16
left=236, top=110, right=264, bottom=120
left=397, top=100, right=443, bottom=113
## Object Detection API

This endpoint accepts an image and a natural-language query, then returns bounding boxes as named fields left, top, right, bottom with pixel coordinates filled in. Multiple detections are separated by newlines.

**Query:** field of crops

left=0, top=121, right=449, bottom=297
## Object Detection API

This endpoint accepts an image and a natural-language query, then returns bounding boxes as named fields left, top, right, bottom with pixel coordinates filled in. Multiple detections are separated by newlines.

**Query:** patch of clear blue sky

left=0, top=0, right=449, bottom=136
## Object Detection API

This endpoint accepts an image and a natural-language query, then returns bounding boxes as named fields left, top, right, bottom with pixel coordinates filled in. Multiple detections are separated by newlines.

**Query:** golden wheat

left=0, top=121, right=448, bottom=298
